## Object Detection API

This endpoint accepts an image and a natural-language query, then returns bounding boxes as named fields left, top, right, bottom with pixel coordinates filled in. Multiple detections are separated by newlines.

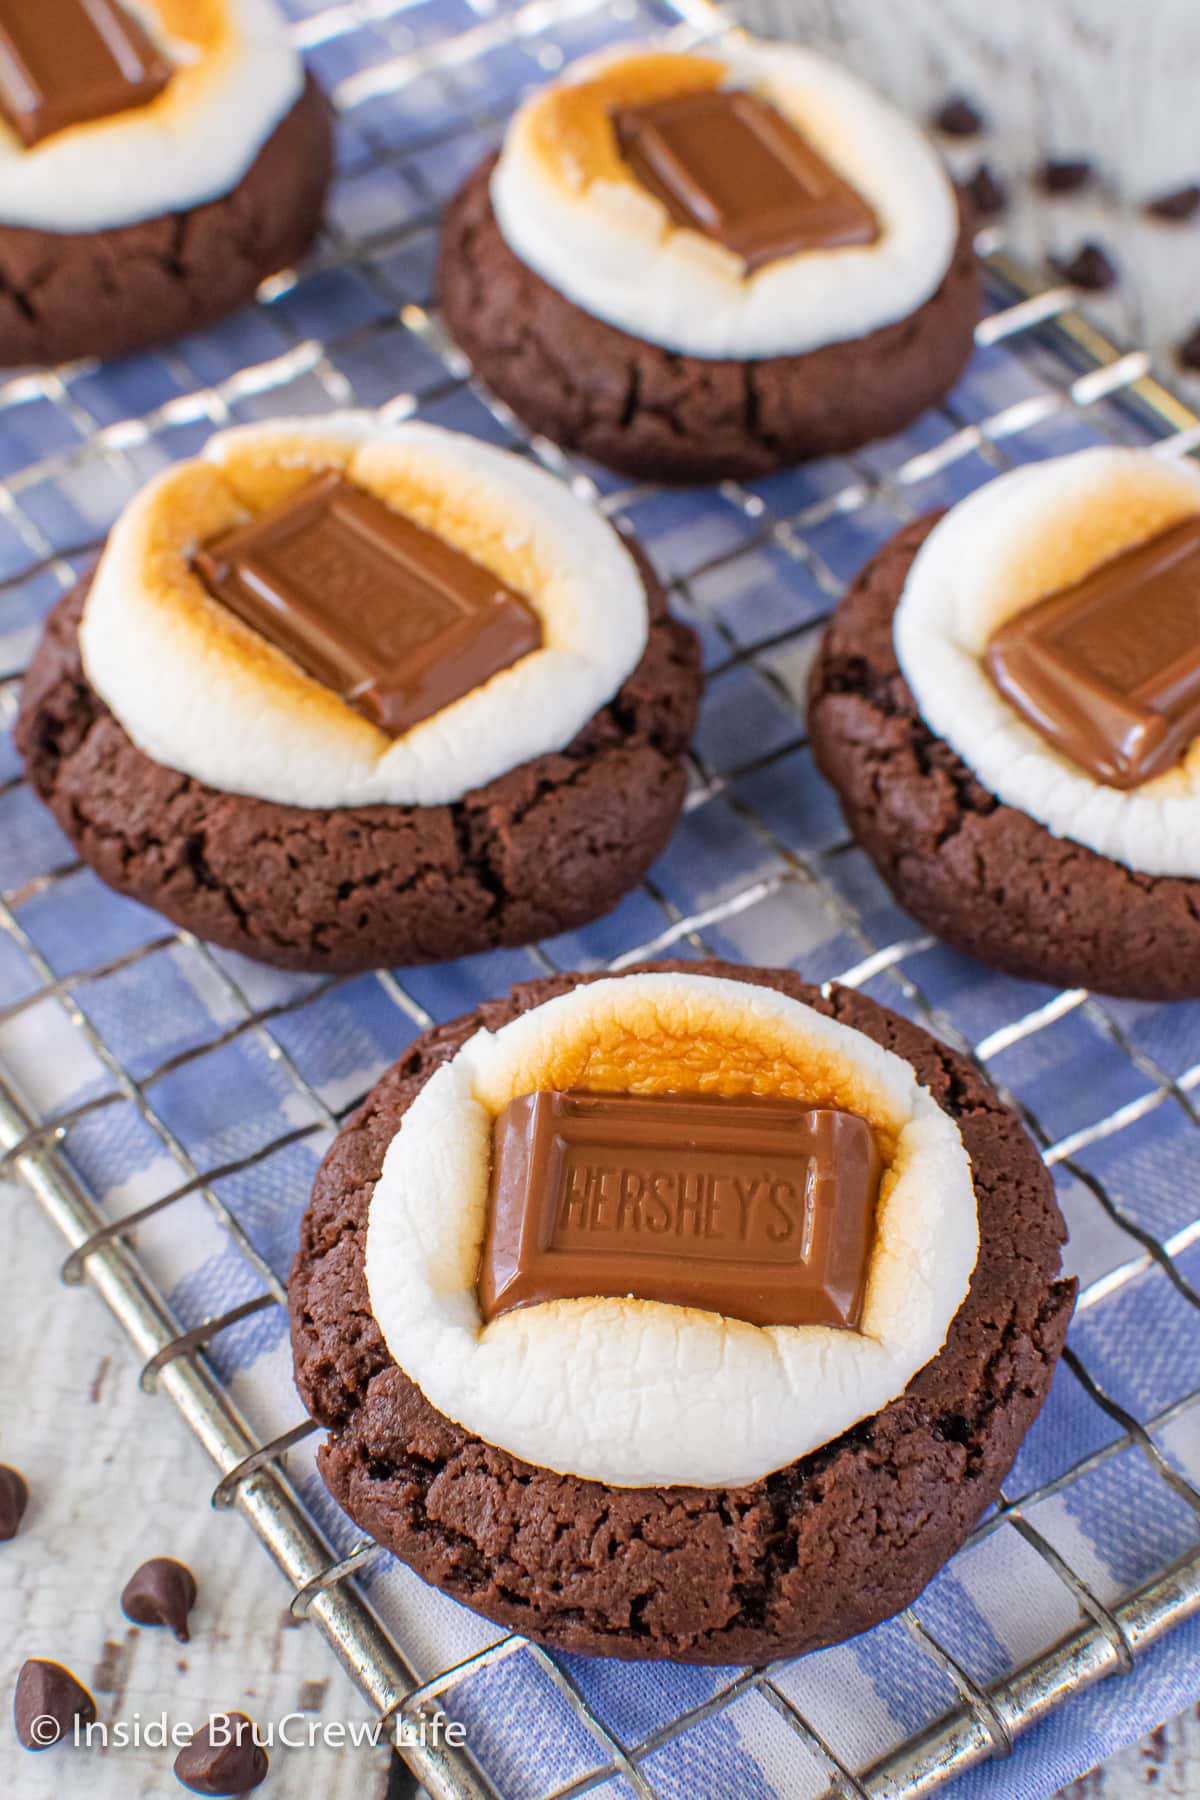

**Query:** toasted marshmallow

left=78, top=414, right=650, bottom=810
left=0, top=0, right=303, bottom=232
left=895, top=447, right=1200, bottom=879
left=364, top=971, right=979, bottom=1489
left=490, top=39, right=959, bottom=361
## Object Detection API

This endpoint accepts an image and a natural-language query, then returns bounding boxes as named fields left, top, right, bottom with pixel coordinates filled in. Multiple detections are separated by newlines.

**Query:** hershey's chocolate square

left=479, top=1089, right=882, bottom=1330
left=194, top=472, right=542, bottom=737
left=985, top=514, right=1200, bottom=789
left=0, top=0, right=172, bottom=148
left=611, top=87, right=878, bottom=272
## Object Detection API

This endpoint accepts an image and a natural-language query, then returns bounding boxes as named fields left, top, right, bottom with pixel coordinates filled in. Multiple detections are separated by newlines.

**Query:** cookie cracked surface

left=808, top=515, right=1200, bottom=998
left=289, top=959, right=1074, bottom=1664
left=438, top=156, right=980, bottom=485
left=15, top=550, right=700, bottom=971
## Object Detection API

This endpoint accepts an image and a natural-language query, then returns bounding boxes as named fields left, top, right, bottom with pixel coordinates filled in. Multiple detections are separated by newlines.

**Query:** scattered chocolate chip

left=933, top=94, right=983, bottom=136
left=121, top=1557, right=198, bottom=1643
left=13, top=1659, right=96, bottom=1751
left=1053, top=242, right=1118, bottom=291
left=1037, top=156, right=1094, bottom=195
left=1177, top=323, right=1200, bottom=371
left=966, top=162, right=1007, bottom=218
left=1145, top=183, right=1200, bottom=222
left=175, top=1714, right=268, bottom=1796
left=0, top=1465, right=28, bottom=1540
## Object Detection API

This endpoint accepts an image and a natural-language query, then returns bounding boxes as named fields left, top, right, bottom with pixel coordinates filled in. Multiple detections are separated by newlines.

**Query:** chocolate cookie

left=0, top=77, right=332, bottom=368
left=289, top=959, right=1074, bottom=1665
left=438, top=157, right=980, bottom=485
left=14, top=549, right=700, bottom=973
left=807, top=516, right=1200, bottom=999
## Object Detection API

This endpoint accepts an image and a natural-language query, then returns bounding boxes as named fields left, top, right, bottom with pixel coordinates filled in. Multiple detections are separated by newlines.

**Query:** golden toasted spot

left=522, top=51, right=726, bottom=194
left=153, top=0, right=228, bottom=53
left=472, top=991, right=907, bottom=1162
left=215, top=432, right=363, bottom=515
left=988, top=486, right=1200, bottom=638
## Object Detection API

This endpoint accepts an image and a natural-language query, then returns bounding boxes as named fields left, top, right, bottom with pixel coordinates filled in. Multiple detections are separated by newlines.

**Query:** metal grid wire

left=2, top=1, right=1200, bottom=1795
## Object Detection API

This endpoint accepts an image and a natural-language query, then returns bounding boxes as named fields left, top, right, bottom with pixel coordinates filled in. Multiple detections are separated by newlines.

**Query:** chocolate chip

left=121, top=1557, right=198, bottom=1642
left=1053, top=242, right=1118, bottom=291
left=0, top=1465, right=28, bottom=1540
left=1177, top=324, right=1200, bottom=371
left=966, top=163, right=1007, bottom=218
left=1037, top=157, right=1094, bottom=195
left=933, top=94, right=983, bottom=136
left=13, top=1659, right=97, bottom=1750
left=1145, top=183, right=1200, bottom=222
left=175, top=1714, right=268, bottom=1796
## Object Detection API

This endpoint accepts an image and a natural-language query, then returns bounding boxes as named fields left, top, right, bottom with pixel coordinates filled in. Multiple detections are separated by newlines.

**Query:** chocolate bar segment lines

left=985, top=514, right=1200, bottom=788
left=194, top=472, right=543, bottom=737
left=480, top=1089, right=882, bottom=1330
left=0, top=0, right=172, bottom=149
left=611, top=86, right=879, bottom=273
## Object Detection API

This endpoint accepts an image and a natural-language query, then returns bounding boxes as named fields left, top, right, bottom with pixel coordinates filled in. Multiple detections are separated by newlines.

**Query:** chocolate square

left=479, top=1089, right=882, bottom=1330
left=0, top=0, right=172, bottom=149
left=611, top=87, right=878, bottom=273
left=194, top=472, right=542, bottom=737
left=985, top=515, right=1200, bottom=789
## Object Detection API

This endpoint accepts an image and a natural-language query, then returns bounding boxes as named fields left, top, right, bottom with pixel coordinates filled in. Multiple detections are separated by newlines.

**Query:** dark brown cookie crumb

left=1037, top=157, right=1094, bottom=195
left=0, top=1464, right=28, bottom=1540
left=1053, top=242, right=1118, bottom=291
left=13, top=1659, right=96, bottom=1750
left=15, top=551, right=700, bottom=973
left=174, top=1714, right=268, bottom=1795
left=438, top=154, right=980, bottom=484
left=966, top=162, right=1007, bottom=219
left=807, top=515, right=1200, bottom=998
left=933, top=95, right=984, bottom=136
left=1144, top=183, right=1200, bottom=222
left=289, top=958, right=1073, bottom=1664
left=121, top=1557, right=198, bottom=1642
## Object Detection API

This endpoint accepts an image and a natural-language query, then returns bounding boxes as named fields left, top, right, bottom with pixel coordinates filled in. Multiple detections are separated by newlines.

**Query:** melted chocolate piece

left=1054, top=241, right=1118, bottom=291
left=0, top=0, right=172, bottom=149
left=121, top=1556, right=198, bottom=1641
left=479, top=1089, right=882, bottom=1330
left=611, top=86, right=878, bottom=273
left=986, top=514, right=1200, bottom=788
left=1178, top=322, right=1200, bottom=372
left=13, top=1659, right=96, bottom=1750
left=966, top=162, right=1007, bottom=219
left=1037, top=156, right=1093, bottom=195
left=194, top=472, right=542, bottom=737
left=1146, top=184, right=1200, bottom=223
left=174, top=1713, right=268, bottom=1795
left=933, top=94, right=984, bottom=137
left=0, top=1463, right=28, bottom=1540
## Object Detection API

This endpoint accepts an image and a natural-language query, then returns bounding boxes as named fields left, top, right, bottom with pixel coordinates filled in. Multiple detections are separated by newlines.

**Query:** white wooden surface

left=738, top=0, right=1200, bottom=399
left=1, top=1175, right=396, bottom=1798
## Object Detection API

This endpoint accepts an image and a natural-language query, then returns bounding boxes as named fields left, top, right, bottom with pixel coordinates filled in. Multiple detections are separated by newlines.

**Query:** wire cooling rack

left=2, top=1, right=1200, bottom=1796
